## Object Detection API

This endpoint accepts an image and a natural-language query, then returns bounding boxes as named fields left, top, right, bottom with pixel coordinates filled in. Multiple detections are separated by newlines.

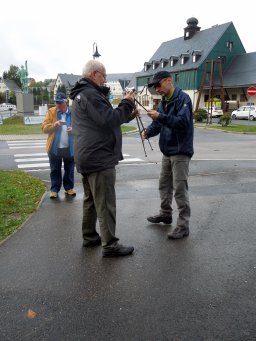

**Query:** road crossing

left=7, top=140, right=146, bottom=172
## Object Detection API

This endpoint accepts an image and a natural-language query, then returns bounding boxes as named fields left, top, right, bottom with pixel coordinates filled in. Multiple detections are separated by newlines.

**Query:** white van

left=202, top=106, right=223, bottom=118
left=0, top=103, right=17, bottom=111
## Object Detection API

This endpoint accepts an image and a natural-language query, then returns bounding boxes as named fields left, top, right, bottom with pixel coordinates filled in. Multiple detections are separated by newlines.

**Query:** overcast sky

left=1, top=0, right=255, bottom=81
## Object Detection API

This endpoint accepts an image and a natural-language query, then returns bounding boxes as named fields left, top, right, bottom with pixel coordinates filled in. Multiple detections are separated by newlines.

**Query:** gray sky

left=1, top=0, right=255, bottom=81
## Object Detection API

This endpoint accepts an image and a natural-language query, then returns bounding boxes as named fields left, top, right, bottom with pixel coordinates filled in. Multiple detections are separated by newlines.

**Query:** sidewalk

left=0, top=170, right=255, bottom=340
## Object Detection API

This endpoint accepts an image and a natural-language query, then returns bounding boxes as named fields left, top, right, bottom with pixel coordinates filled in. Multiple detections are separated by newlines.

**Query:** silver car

left=231, top=106, right=256, bottom=120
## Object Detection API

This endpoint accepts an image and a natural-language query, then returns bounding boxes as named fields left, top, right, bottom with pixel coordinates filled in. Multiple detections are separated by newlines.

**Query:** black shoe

left=147, top=214, right=172, bottom=224
left=102, top=244, right=134, bottom=258
left=83, top=237, right=101, bottom=247
left=168, top=227, right=189, bottom=239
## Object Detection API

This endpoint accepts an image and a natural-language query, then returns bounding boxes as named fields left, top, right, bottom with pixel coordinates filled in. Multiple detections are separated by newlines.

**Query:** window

left=192, top=50, right=202, bottom=63
left=226, top=41, right=233, bottom=51
left=240, top=94, right=247, bottom=102
left=152, top=60, right=159, bottom=70
left=231, top=94, right=237, bottom=100
left=180, top=53, right=189, bottom=65
left=144, top=63, right=151, bottom=72
left=161, top=59, right=169, bottom=68
left=142, top=94, right=149, bottom=107
left=170, top=56, right=178, bottom=67
left=174, top=74, right=179, bottom=83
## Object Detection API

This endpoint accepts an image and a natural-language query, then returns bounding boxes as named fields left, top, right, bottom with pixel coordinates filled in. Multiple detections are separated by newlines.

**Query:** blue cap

left=55, top=92, right=67, bottom=103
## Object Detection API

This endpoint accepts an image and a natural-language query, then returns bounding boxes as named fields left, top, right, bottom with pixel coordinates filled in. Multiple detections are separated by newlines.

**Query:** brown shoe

left=65, top=189, right=76, bottom=196
left=50, top=192, right=58, bottom=199
left=168, top=227, right=189, bottom=239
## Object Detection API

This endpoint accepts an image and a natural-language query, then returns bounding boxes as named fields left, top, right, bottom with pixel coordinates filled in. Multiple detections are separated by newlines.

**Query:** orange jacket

left=42, top=107, right=58, bottom=153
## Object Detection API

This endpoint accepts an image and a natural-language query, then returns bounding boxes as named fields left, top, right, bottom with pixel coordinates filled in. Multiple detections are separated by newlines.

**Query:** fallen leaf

left=27, top=309, right=37, bottom=319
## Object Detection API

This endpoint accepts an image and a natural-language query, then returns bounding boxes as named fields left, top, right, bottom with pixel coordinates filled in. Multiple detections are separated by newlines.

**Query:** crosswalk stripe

left=18, top=163, right=50, bottom=169
left=14, top=153, right=47, bottom=157
left=15, top=157, right=49, bottom=162
left=9, top=142, right=145, bottom=171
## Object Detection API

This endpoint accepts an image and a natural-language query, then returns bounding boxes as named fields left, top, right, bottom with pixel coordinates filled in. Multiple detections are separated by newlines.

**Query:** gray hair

left=82, top=60, right=106, bottom=77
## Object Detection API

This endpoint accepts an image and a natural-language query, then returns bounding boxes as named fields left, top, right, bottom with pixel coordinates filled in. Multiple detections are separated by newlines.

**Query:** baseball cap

left=148, top=71, right=171, bottom=88
left=55, top=92, right=67, bottom=103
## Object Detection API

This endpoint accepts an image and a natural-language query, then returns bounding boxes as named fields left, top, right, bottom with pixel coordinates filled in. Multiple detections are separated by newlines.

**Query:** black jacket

left=147, top=87, right=194, bottom=157
left=70, top=78, right=135, bottom=174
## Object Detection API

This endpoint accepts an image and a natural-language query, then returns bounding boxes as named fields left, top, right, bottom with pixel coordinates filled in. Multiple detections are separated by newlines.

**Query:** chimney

left=184, top=17, right=201, bottom=40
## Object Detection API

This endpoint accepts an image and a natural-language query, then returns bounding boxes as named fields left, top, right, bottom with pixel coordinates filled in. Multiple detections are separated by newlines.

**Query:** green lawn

left=0, top=115, right=137, bottom=134
left=0, top=170, right=46, bottom=241
left=195, top=123, right=256, bottom=133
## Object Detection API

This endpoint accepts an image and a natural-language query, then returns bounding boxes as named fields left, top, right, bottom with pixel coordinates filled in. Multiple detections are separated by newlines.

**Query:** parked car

left=0, top=103, right=16, bottom=111
left=231, top=106, right=256, bottom=121
left=202, top=106, right=223, bottom=117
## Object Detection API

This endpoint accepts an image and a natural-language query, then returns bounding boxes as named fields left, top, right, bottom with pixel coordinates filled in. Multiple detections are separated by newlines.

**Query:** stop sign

left=247, top=86, right=256, bottom=96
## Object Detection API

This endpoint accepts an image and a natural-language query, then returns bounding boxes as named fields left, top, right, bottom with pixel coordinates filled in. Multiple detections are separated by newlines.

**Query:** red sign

left=247, top=86, right=256, bottom=96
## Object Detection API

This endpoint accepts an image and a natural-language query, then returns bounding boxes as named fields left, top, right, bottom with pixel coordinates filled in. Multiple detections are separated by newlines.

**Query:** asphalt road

left=0, top=124, right=256, bottom=340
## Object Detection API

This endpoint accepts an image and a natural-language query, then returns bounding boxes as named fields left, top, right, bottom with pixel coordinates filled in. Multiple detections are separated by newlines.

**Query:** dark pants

left=48, top=148, right=74, bottom=193
left=81, top=168, right=119, bottom=248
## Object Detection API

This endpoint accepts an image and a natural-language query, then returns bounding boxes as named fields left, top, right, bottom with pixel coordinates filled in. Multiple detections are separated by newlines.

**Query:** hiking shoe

left=168, top=227, right=189, bottom=239
left=50, top=192, right=58, bottom=199
left=102, top=244, right=134, bottom=258
left=83, top=237, right=101, bottom=247
left=147, top=214, right=172, bottom=224
left=65, top=189, right=76, bottom=196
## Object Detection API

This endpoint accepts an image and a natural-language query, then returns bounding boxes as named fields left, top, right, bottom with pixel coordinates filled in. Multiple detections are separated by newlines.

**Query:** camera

left=125, top=87, right=136, bottom=93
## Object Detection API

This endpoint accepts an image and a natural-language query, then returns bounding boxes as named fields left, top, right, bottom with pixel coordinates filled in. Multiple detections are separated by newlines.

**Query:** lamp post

left=93, top=42, right=101, bottom=59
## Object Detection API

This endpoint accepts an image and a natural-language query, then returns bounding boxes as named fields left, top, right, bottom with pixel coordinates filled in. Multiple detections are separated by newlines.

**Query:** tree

left=57, top=84, right=66, bottom=94
left=2, top=65, right=22, bottom=88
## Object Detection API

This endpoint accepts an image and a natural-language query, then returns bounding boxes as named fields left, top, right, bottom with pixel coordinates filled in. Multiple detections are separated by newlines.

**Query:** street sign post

left=247, top=86, right=256, bottom=97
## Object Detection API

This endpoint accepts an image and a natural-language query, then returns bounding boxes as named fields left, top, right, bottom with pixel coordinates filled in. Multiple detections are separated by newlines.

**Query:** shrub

left=194, top=108, right=207, bottom=122
left=218, top=112, right=231, bottom=126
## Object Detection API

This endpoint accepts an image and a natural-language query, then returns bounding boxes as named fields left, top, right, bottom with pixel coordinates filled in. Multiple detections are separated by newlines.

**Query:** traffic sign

left=247, top=86, right=256, bottom=97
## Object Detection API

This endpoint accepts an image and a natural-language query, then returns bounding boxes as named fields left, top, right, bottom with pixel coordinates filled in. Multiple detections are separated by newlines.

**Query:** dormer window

left=160, top=58, right=169, bottom=68
left=144, top=62, right=151, bottom=72
left=180, top=53, right=190, bottom=65
left=152, top=60, right=160, bottom=70
left=192, top=50, right=202, bottom=62
left=170, top=56, right=179, bottom=67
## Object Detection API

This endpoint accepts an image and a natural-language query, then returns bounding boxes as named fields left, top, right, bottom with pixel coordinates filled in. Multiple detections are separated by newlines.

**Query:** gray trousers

left=159, top=155, right=191, bottom=229
left=82, top=168, right=119, bottom=248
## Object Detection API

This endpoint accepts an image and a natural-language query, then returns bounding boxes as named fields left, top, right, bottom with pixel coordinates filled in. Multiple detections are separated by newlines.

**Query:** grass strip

left=0, top=170, right=46, bottom=241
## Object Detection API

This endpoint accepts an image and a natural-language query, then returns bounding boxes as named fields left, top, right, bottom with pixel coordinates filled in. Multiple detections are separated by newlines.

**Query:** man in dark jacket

left=142, top=71, right=194, bottom=239
left=70, top=60, right=136, bottom=257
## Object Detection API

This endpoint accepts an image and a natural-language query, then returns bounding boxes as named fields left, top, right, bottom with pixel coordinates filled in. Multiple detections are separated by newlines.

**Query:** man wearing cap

left=42, top=92, right=76, bottom=199
left=142, top=71, right=194, bottom=239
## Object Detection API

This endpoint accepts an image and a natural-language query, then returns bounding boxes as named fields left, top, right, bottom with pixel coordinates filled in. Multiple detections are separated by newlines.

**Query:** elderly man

left=70, top=60, right=136, bottom=257
left=142, top=71, right=194, bottom=239
left=42, top=92, right=76, bottom=199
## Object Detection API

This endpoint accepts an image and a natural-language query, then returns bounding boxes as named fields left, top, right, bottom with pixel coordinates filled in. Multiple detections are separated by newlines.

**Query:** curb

left=0, top=190, right=47, bottom=246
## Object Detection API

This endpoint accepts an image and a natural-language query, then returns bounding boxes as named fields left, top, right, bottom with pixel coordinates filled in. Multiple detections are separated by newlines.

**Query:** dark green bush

left=218, top=113, right=231, bottom=126
left=194, top=108, right=207, bottom=122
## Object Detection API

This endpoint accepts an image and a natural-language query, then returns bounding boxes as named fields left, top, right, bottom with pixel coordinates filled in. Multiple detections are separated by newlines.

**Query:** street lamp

left=93, top=42, right=101, bottom=59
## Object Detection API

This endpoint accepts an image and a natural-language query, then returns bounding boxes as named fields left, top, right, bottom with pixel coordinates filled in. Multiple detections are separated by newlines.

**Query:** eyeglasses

left=96, top=70, right=107, bottom=79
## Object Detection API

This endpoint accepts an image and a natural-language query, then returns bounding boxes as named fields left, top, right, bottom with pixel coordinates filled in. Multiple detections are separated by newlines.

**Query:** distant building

left=0, top=78, right=21, bottom=94
left=129, top=18, right=256, bottom=111
left=54, top=73, right=133, bottom=100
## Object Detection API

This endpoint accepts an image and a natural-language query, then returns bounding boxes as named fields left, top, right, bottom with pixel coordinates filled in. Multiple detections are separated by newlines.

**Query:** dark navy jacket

left=147, top=87, right=194, bottom=157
